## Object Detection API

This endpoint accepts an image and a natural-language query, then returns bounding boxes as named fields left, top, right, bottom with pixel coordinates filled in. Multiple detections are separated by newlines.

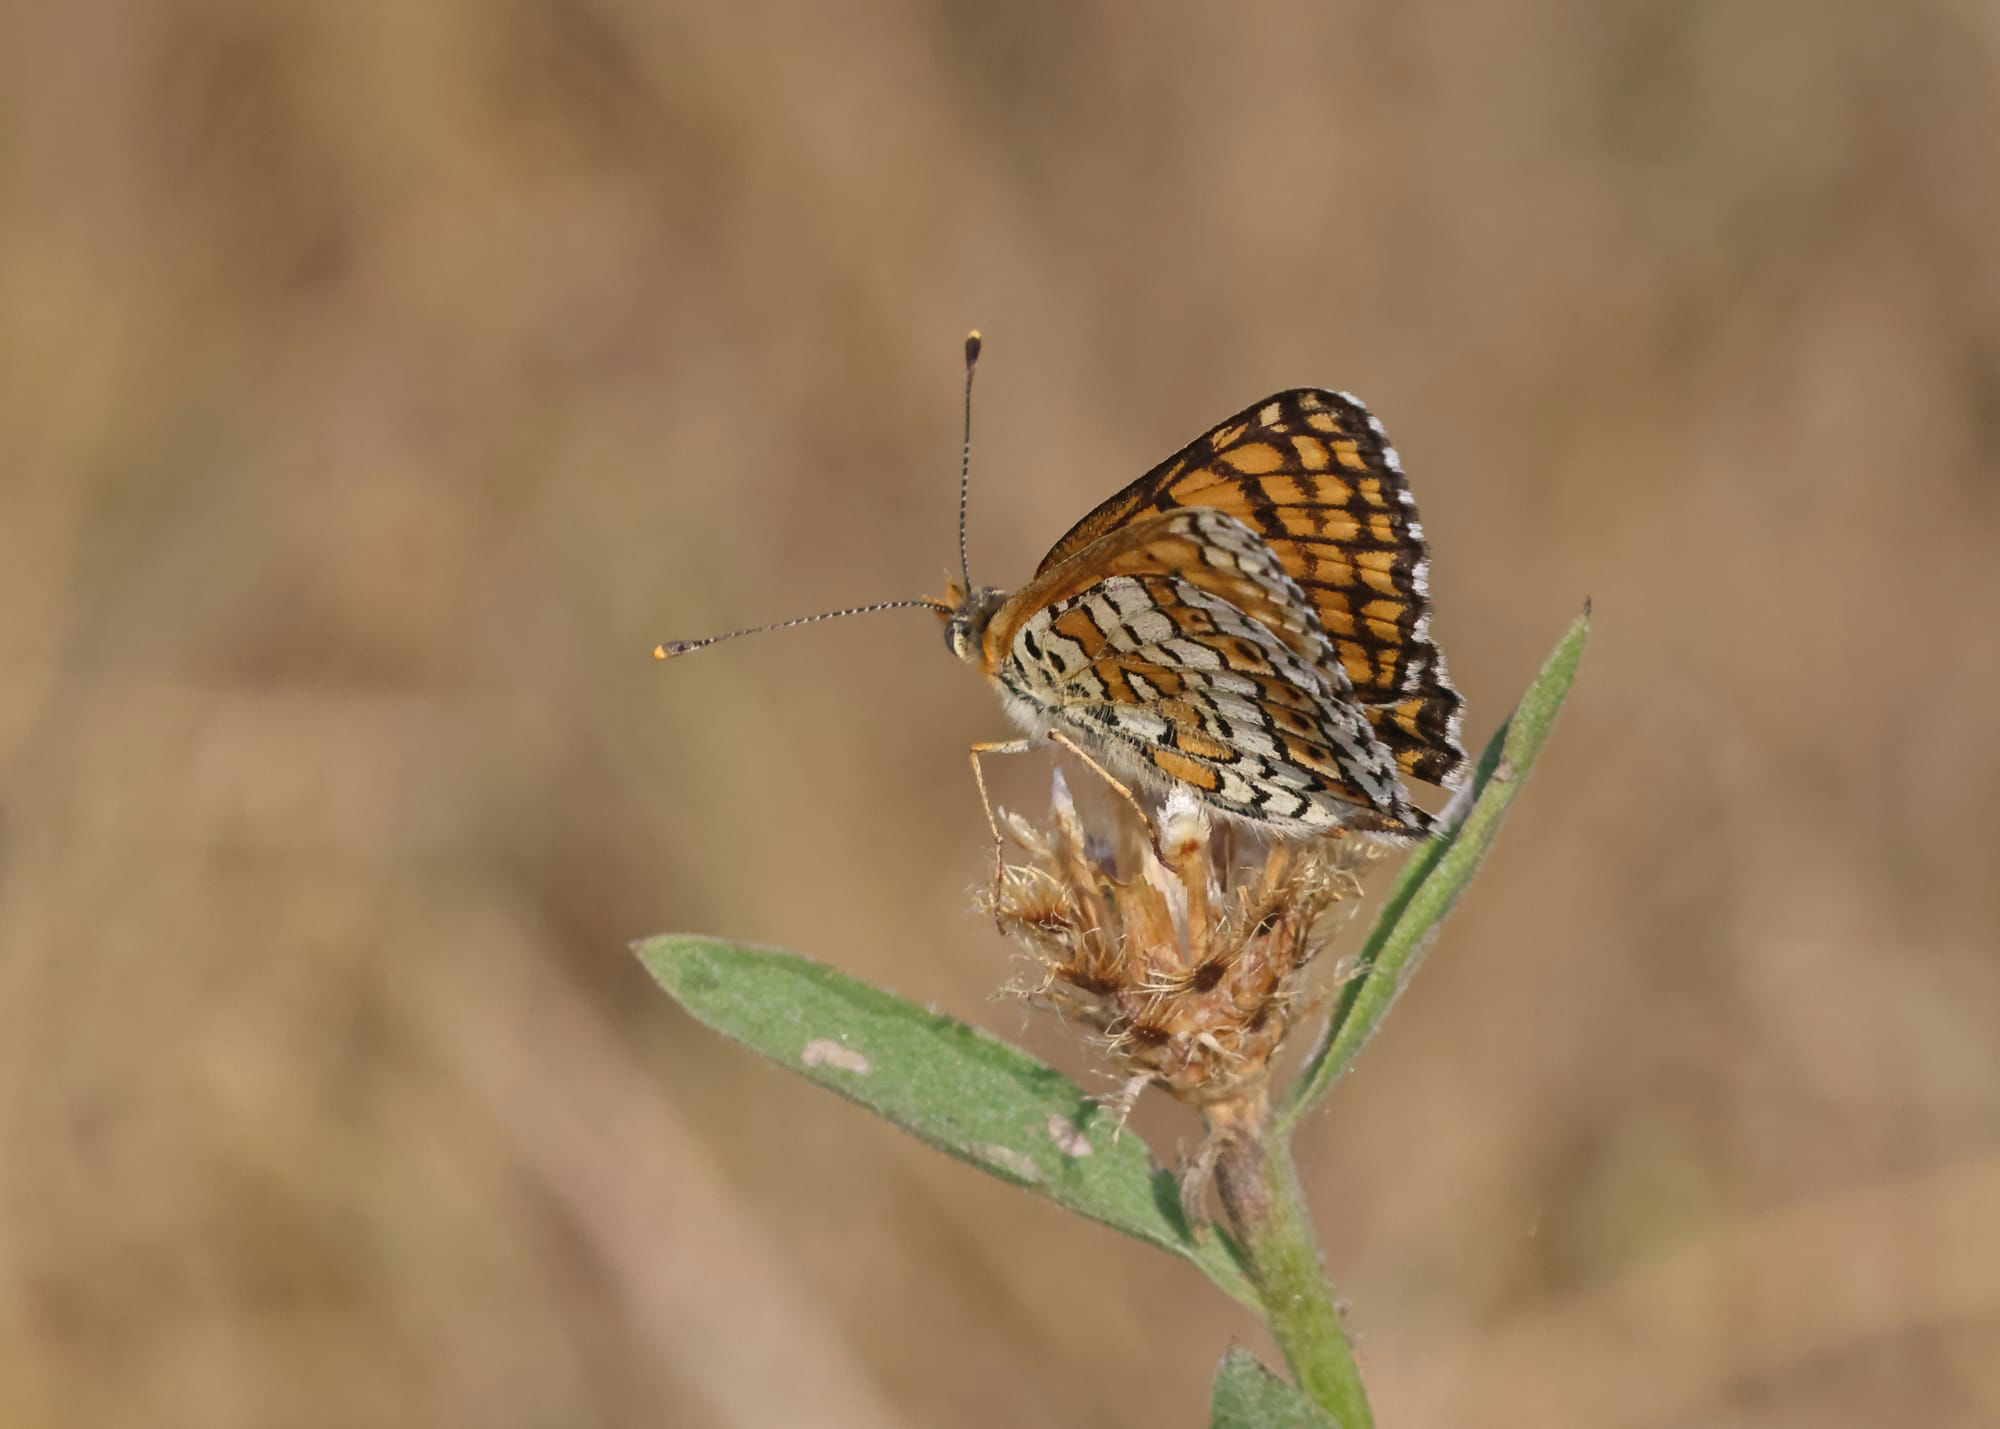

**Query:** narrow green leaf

left=1279, top=608, right=1590, bottom=1132
left=636, top=934, right=1257, bottom=1306
left=1210, top=1348, right=1343, bottom=1428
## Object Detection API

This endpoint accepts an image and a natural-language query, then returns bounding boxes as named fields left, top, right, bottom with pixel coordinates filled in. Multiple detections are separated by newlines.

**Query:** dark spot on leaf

left=679, top=961, right=720, bottom=994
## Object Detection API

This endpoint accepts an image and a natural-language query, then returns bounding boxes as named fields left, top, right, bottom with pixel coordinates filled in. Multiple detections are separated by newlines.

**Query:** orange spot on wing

left=1270, top=706, right=1315, bottom=736
left=1151, top=747, right=1220, bottom=790
left=1175, top=729, right=1232, bottom=761
left=1281, top=736, right=1333, bottom=772
left=1223, top=442, right=1284, bottom=474
left=1359, top=563, right=1401, bottom=596
left=1053, top=607, right=1100, bottom=647
left=1310, top=511, right=1361, bottom=542
left=1141, top=667, right=1187, bottom=698
left=1317, top=611, right=1356, bottom=645
left=1264, top=475, right=1309, bottom=506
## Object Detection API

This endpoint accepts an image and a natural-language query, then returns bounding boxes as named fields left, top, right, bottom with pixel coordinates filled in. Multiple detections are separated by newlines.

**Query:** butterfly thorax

left=938, top=580, right=1009, bottom=669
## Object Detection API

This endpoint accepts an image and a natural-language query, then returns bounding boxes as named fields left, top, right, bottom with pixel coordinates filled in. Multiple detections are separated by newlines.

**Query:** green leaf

left=1210, top=1348, right=1343, bottom=1428
left=636, top=934, right=1257, bottom=1306
left=1279, top=607, right=1590, bottom=1132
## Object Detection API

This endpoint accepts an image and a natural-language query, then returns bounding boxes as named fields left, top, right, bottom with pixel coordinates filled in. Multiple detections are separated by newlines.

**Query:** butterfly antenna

left=957, top=329, right=982, bottom=596
left=654, top=598, right=953, bottom=660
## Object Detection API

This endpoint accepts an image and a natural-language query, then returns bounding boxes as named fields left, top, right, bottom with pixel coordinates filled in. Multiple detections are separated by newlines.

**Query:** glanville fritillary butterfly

left=658, top=333, right=1466, bottom=847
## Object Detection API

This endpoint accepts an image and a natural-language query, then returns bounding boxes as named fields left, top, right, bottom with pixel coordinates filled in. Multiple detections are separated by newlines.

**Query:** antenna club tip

left=653, top=641, right=694, bottom=660
left=964, top=330, right=982, bottom=365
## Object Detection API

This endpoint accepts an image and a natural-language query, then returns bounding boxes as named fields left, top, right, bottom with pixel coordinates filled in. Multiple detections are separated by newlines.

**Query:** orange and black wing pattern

left=986, top=508, right=1425, bottom=835
left=1035, top=390, right=1465, bottom=787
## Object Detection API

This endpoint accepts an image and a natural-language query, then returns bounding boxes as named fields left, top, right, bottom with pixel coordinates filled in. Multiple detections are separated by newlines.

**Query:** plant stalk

left=1210, top=1096, right=1372, bottom=1427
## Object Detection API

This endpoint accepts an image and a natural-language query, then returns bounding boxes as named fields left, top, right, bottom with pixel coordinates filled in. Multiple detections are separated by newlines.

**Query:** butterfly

left=659, top=336, right=1465, bottom=842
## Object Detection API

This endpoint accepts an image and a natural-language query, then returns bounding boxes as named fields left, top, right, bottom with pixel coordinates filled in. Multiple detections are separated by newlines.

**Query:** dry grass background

left=3, top=2, right=1999, bottom=1425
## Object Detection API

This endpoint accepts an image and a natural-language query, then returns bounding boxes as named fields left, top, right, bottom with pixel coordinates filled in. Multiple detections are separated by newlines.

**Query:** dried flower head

left=982, top=770, right=1382, bottom=1117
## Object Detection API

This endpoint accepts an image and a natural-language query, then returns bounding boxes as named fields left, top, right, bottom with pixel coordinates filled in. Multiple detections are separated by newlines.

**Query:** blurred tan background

left=4, top=2, right=1999, bottom=1425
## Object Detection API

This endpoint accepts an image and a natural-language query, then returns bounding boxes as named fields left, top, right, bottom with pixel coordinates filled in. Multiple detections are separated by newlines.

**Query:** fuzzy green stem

left=1211, top=1101, right=1373, bottom=1427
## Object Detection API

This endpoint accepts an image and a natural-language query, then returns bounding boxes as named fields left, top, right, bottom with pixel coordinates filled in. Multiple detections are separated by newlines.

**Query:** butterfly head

left=938, top=578, right=1007, bottom=665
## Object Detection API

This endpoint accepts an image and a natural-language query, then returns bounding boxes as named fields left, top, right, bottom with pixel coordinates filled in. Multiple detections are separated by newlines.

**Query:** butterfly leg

left=969, top=738, right=1038, bottom=918
left=1044, top=730, right=1162, bottom=858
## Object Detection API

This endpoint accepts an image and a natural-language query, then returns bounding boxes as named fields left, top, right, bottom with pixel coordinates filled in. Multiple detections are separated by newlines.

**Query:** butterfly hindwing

left=1035, top=390, right=1465, bottom=788
left=987, top=509, right=1427, bottom=836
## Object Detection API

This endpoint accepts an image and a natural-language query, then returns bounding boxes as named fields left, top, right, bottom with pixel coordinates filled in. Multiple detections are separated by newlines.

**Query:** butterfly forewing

left=1035, top=390, right=1465, bottom=788
left=986, top=508, right=1428, bottom=836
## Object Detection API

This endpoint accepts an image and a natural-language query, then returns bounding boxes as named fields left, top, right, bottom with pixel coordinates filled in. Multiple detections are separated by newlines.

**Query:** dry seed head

left=982, top=770, right=1377, bottom=1113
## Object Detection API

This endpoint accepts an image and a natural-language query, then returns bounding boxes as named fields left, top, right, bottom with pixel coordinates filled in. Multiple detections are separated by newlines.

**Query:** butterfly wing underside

left=1035, top=390, right=1465, bottom=788
left=986, top=508, right=1427, bottom=835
